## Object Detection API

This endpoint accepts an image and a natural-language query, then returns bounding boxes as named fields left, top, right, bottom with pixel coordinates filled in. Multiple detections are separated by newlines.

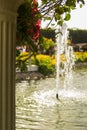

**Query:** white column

left=0, top=10, right=17, bottom=130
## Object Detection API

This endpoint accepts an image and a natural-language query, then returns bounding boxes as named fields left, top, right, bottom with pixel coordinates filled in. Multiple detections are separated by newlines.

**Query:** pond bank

left=16, top=71, right=56, bottom=82
left=16, top=62, right=87, bottom=81
left=74, top=62, right=87, bottom=67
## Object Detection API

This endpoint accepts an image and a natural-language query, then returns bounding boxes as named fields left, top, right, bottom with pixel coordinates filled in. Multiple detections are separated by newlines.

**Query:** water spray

left=56, top=23, right=75, bottom=100
left=55, top=25, right=62, bottom=100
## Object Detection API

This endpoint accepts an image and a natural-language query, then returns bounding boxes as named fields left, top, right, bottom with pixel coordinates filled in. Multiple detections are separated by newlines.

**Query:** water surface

left=16, top=67, right=87, bottom=130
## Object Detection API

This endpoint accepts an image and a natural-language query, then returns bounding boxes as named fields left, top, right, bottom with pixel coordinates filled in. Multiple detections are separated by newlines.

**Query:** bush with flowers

left=16, top=51, right=87, bottom=73
left=39, top=36, right=56, bottom=55
left=16, top=52, right=56, bottom=74
left=16, top=0, right=41, bottom=55
left=31, top=54, right=56, bottom=75
left=16, top=0, right=42, bottom=71
left=16, top=52, right=30, bottom=72
left=74, top=52, right=87, bottom=63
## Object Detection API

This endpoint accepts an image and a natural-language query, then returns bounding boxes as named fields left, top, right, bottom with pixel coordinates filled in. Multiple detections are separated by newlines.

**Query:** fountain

left=16, top=67, right=87, bottom=130
left=56, top=23, right=75, bottom=98
left=16, top=24, right=87, bottom=130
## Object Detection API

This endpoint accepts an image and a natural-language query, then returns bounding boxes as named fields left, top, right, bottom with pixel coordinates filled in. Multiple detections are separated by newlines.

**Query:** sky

left=66, top=1, right=87, bottom=29
left=40, top=1, right=87, bottom=29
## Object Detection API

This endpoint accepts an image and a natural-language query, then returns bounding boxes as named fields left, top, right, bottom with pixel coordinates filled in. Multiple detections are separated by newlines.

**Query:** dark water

left=16, top=67, right=87, bottom=130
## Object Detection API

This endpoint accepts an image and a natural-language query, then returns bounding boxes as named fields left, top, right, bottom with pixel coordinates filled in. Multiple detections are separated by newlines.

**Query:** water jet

left=56, top=23, right=75, bottom=98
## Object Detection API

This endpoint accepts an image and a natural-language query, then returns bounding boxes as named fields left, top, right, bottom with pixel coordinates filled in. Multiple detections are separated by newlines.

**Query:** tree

left=68, top=29, right=87, bottom=43
left=16, top=0, right=85, bottom=51
left=38, top=0, right=85, bottom=27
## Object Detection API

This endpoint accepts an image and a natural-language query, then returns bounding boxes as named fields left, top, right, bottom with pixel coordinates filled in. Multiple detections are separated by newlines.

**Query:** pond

left=16, top=67, right=87, bottom=130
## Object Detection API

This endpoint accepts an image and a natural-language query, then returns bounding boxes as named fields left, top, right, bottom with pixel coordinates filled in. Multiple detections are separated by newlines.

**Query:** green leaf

left=70, top=6, right=76, bottom=10
left=64, top=13, right=71, bottom=21
left=63, top=5, right=70, bottom=12
left=57, top=20, right=63, bottom=26
left=55, top=14, right=61, bottom=20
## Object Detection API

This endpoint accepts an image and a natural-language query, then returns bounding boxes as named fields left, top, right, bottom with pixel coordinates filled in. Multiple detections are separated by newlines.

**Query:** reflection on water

left=16, top=67, right=87, bottom=130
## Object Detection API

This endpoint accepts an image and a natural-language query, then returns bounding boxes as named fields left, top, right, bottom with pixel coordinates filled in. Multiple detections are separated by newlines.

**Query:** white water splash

left=56, top=23, right=75, bottom=95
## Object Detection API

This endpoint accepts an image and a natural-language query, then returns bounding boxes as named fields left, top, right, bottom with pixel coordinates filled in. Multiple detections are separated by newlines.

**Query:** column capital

left=0, top=9, right=17, bottom=23
left=0, top=0, right=24, bottom=12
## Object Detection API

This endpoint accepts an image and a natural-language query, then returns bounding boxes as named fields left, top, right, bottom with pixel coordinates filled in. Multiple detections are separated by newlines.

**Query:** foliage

left=40, top=28, right=56, bottom=41
left=16, top=0, right=41, bottom=53
left=39, top=37, right=56, bottom=55
left=31, top=54, right=56, bottom=75
left=16, top=52, right=30, bottom=72
left=16, top=49, right=20, bottom=56
left=15, top=0, right=87, bottom=74
left=68, top=29, right=87, bottom=43
left=40, top=37, right=55, bottom=49
left=39, top=0, right=85, bottom=27
left=16, top=0, right=85, bottom=54
left=16, top=51, right=87, bottom=73
left=16, top=52, right=29, bottom=61
left=16, top=0, right=85, bottom=58
left=75, top=52, right=87, bottom=62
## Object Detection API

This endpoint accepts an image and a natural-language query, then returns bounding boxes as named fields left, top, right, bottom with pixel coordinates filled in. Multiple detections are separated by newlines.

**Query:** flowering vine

left=16, top=0, right=41, bottom=52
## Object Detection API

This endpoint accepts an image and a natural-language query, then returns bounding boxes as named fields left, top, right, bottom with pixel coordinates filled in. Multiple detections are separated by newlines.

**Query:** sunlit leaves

left=57, top=20, right=63, bottom=26
left=65, top=0, right=76, bottom=7
left=64, top=13, right=71, bottom=21
left=39, top=0, right=85, bottom=27
left=55, top=14, right=61, bottom=20
left=55, top=6, right=65, bottom=15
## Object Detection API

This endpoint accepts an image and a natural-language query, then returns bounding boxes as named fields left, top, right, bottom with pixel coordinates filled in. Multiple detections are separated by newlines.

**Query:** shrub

left=16, top=51, right=87, bottom=74
left=16, top=52, right=29, bottom=72
left=75, top=52, right=87, bottom=62
left=39, top=36, right=56, bottom=55
left=31, top=54, right=56, bottom=75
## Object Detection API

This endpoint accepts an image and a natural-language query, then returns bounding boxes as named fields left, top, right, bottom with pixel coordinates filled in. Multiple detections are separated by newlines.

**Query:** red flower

left=33, top=31, right=40, bottom=40
left=33, top=20, right=41, bottom=40
left=32, top=7, right=38, bottom=13
left=27, top=0, right=41, bottom=41
left=35, top=20, right=41, bottom=26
